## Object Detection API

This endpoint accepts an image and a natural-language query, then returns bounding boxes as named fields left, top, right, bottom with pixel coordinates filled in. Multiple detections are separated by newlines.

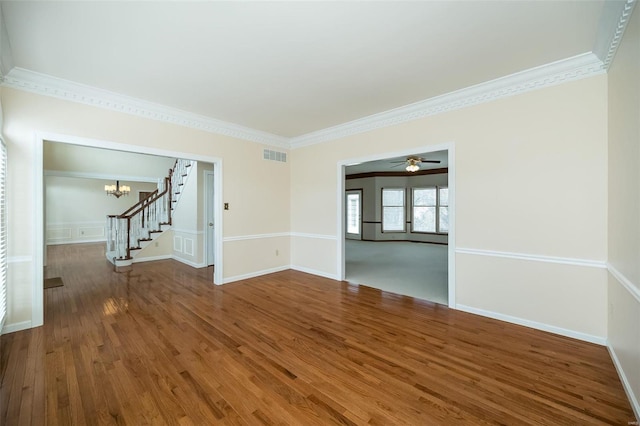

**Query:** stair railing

left=106, top=159, right=192, bottom=261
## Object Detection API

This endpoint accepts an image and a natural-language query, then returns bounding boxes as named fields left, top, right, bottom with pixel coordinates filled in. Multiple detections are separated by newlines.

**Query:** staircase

left=106, top=159, right=194, bottom=267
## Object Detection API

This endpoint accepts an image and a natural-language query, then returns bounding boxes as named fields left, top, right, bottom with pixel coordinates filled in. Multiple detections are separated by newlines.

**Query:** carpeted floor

left=345, top=240, right=448, bottom=305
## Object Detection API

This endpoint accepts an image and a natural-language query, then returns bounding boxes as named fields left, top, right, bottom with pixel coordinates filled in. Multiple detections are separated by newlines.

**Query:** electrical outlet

left=224, top=203, right=229, bottom=210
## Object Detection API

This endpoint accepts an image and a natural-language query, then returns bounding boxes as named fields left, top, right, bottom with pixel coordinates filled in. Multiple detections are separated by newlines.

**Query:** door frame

left=33, top=131, right=224, bottom=328
left=203, top=169, right=215, bottom=266
left=336, top=142, right=456, bottom=309
left=345, top=189, right=363, bottom=240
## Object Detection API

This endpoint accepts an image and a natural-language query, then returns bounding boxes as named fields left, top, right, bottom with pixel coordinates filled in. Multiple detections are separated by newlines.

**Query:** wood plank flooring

left=1, top=243, right=635, bottom=425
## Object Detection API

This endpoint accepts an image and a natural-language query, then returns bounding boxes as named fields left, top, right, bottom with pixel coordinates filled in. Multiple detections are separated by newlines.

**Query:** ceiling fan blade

left=390, top=163, right=406, bottom=168
left=420, top=160, right=441, bottom=163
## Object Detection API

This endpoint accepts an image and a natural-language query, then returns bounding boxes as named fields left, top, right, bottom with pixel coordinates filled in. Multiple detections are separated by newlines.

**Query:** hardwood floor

left=1, top=243, right=635, bottom=425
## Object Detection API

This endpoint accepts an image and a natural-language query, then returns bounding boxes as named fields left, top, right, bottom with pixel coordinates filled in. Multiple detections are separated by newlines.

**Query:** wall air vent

left=263, top=149, right=287, bottom=163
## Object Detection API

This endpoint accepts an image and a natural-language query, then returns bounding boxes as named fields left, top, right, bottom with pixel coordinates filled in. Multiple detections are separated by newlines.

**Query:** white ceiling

left=0, top=1, right=618, bottom=139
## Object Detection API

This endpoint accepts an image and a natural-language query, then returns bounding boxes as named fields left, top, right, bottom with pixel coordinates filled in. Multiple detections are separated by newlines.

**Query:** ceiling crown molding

left=593, top=0, right=637, bottom=69
left=289, top=53, right=605, bottom=149
left=1, top=68, right=290, bottom=148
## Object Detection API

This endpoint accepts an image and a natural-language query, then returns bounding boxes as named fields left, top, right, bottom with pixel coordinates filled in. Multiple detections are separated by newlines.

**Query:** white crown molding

left=1, top=67, right=290, bottom=148
left=595, top=0, right=637, bottom=70
left=290, top=53, right=605, bottom=148
left=455, top=247, right=607, bottom=269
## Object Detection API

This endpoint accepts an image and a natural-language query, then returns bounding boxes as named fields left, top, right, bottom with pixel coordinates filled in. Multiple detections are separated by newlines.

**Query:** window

left=382, top=188, right=405, bottom=232
left=345, top=190, right=361, bottom=236
left=0, top=140, right=7, bottom=331
left=439, top=187, right=449, bottom=233
left=412, top=186, right=448, bottom=234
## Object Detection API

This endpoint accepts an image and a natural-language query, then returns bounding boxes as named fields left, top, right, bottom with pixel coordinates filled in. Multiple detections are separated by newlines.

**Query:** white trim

left=183, top=238, right=195, bottom=256
left=455, top=247, right=607, bottom=269
left=8, top=255, right=32, bottom=263
left=607, top=343, right=640, bottom=421
left=4, top=68, right=289, bottom=148
left=597, top=0, right=637, bottom=70
left=33, top=134, right=44, bottom=328
left=47, top=238, right=106, bottom=246
left=172, top=228, right=204, bottom=235
left=291, top=265, right=339, bottom=281
left=290, top=54, right=605, bottom=148
left=456, top=304, right=606, bottom=346
left=289, top=232, right=337, bottom=241
left=132, top=254, right=172, bottom=264
left=1, top=320, right=32, bottom=335
left=171, top=256, right=206, bottom=269
left=336, top=142, right=456, bottom=309
left=607, top=263, right=640, bottom=303
left=44, top=169, right=160, bottom=183
left=223, top=232, right=290, bottom=242
left=223, top=265, right=290, bottom=284
left=173, top=235, right=183, bottom=253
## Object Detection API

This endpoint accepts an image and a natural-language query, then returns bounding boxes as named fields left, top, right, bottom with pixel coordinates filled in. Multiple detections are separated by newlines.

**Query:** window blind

left=0, top=140, right=7, bottom=331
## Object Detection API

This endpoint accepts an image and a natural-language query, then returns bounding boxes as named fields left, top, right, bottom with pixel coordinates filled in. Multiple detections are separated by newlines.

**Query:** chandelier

left=105, top=181, right=130, bottom=198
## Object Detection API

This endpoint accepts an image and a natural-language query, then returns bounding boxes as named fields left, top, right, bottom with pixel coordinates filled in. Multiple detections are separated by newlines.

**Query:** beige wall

left=2, top=87, right=290, bottom=330
left=607, top=5, right=640, bottom=417
left=291, top=75, right=609, bottom=341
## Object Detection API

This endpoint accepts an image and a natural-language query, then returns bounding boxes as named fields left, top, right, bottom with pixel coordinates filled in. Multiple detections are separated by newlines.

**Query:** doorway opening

left=337, top=144, right=455, bottom=307
left=32, top=132, right=224, bottom=328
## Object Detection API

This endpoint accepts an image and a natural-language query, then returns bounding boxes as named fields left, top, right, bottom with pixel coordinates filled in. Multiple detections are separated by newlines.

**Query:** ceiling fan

left=391, top=157, right=441, bottom=172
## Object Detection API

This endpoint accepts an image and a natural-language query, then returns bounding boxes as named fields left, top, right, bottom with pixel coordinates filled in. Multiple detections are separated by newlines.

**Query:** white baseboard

left=132, top=254, right=173, bottom=264
left=47, top=238, right=107, bottom=246
left=456, top=304, right=606, bottom=345
left=1, top=320, right=33, bottom=335
left=290, top=265, right=339, bottom=281
left=608, top=343, right=640, bottom=421
left=171, top=256, right=206, bottom=269
left=223, top=265, right=290, bottom=284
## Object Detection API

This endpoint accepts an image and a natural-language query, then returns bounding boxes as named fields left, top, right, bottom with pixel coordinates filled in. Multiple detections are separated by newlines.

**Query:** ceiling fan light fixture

left=406, top=159, right=420, bottom=172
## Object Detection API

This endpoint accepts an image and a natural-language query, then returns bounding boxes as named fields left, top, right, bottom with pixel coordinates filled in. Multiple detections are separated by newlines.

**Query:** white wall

left=346, top=172, right=448, bottom=244
left=291, top=74, right=608, bottom=342
left=172, top=162, right=202, bottom=267
left=44, top=142, right=174, bottom=178
left=607, top=5, right=640, bottom=418
left=45, top=175, right=157, bottom=245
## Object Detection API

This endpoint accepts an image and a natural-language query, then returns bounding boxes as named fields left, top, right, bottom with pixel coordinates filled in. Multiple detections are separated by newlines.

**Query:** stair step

left=130, top=247, right=142, bottom=251
left=150, top=230, right=163, bottom=234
